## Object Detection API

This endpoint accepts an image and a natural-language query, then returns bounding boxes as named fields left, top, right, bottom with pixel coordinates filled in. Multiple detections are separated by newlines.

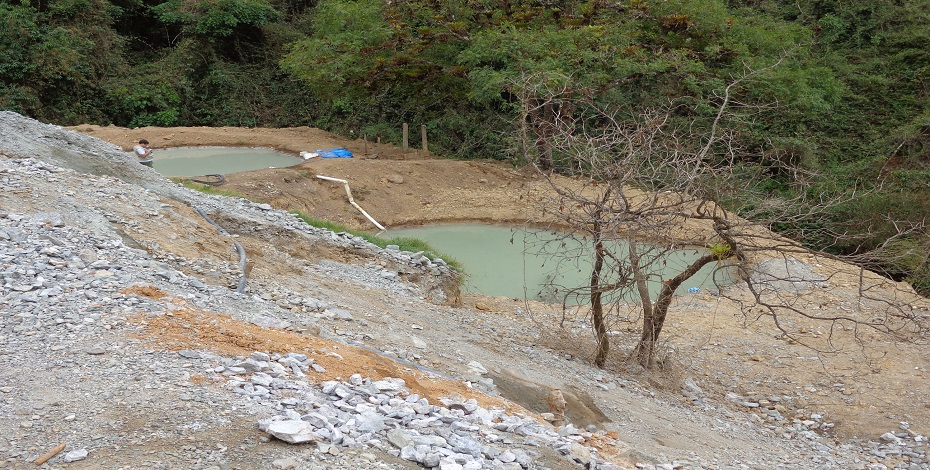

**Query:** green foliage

left=280, top=0, right=390, bottom=96
left=889, top=170, right=930, bottom=191
left=374, top=236, right=464, bottom=273
left=282, top=0, right=835, bottom=159
left=0, top=84, right=37, bottom=115
left=291, top=213, right=350, bottom=233
left=0, top=4, right=40, bottom=82
left=0, top=1, right=121, bottom=123
left=709, top=242, right=732, bottom=260
left=153, top=0, right=281, bottom=37
left=174, top=178, right=247, bottom=198
left=459, top=23, right=643, bottom=104
left=108, top=81, right=184, bottom=127
left=285, top=0, right=510, bottom=155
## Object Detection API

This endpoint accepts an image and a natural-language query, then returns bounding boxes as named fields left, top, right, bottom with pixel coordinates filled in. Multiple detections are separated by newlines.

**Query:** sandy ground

left=72, top=124, right=930, bottom=445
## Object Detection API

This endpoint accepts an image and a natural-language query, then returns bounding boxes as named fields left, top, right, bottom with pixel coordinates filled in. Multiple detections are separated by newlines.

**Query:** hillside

left=2, top=112, right=929, bottom=469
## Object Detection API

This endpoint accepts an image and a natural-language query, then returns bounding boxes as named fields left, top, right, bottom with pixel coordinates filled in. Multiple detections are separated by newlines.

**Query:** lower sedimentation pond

left=383, top=223, right=732, bottom=304
left=148, top=146, right=302, bottom=177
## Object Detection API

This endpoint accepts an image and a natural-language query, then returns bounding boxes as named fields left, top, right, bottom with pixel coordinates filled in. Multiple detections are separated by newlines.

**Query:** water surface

left=384, top=223, right=732, bottom=304
left=148, top=146, right=302, bottom=177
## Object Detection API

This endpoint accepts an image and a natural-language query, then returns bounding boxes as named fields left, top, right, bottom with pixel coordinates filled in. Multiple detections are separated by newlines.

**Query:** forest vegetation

left=3, top=0, right=930, bottom=292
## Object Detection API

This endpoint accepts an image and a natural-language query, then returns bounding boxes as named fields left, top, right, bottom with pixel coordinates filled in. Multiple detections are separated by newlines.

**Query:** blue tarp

left=317, top=147, right=353, bottom=158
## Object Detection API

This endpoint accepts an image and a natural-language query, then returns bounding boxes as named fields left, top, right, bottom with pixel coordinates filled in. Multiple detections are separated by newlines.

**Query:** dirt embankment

left=72, top=123, right=565, bottom=231
left=71, top=124, right=930, bottom=443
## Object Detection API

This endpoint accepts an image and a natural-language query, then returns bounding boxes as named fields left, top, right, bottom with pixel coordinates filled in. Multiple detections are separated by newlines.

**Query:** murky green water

left=383, top=223, right=732, bottom=304
left=147, top=146, right=302, bottom=177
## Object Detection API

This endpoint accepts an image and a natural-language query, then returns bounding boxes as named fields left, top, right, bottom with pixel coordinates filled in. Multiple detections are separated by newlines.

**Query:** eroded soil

left=74, top=124, right=930, bottom=445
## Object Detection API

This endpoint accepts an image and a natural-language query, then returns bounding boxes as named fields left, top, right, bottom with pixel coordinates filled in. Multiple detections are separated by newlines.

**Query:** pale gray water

left=147, top=146, right=302, bottom=177
left=384, top=223, right=732, bottom=304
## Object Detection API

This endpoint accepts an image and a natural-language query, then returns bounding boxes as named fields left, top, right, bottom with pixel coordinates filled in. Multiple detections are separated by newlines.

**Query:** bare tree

left=516, top=71, right=929, bottom=369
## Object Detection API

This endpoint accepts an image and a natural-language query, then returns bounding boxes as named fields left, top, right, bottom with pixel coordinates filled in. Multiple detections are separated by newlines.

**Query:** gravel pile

left=0, top=155, right=461, bottom=469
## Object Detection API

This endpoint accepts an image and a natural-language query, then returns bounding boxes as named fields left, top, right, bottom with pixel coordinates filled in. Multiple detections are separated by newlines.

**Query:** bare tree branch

left=514, top=68, right=930, bottom=369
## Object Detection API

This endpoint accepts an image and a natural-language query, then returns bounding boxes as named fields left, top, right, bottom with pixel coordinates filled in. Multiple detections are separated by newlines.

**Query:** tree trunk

left=531, top=101, right=555, bottom=171
left=634, top=253, right=718, bottom=368
left=628, top=243, right=656, bottom=367
left=591, top=221, right=609, bottom=368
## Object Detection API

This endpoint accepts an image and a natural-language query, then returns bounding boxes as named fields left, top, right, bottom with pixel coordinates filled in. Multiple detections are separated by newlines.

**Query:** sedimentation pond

left=383, top=223, right=732, bottom=304
left=141, top=149, right=729, bottom=304
left=148, top=146, right=302, bottom=177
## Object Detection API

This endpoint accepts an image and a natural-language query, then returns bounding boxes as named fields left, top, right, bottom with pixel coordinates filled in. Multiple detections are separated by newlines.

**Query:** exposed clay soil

left=122, top=285, right=513, bottom=413
left=72, top=124, right=930, bottom=446
left=72, top=124, right=555, bottom=230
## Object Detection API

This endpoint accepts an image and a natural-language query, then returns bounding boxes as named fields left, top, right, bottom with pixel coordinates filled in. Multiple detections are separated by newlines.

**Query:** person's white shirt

left=133, top=144, right=151, bottom=159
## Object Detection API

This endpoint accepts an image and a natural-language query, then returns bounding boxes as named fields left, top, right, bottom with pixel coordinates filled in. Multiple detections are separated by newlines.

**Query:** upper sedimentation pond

left=383, top=223, right=732, bottom=304
left=148, top=146, right=302, bottom=177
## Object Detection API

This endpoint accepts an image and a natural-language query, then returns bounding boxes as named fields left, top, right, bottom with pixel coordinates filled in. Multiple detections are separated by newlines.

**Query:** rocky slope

left=1, top=111, right=928, bottom=470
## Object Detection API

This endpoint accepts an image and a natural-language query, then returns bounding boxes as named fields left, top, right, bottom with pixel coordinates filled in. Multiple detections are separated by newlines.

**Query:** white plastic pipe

left=315, top=175, right=386, bottom=231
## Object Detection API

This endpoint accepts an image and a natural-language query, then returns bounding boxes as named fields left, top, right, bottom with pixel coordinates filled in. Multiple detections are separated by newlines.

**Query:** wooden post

left=402, top=123, right=409, bottom=150
left=421, top=124, right=428, bottom=154
left=363, top=135, right=368, bottom=158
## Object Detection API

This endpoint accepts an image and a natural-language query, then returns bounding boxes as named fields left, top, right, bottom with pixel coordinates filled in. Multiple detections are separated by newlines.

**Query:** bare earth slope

left=0, top=115, right=925, bottom=469
left=70, top=124, right=556, bottom=230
